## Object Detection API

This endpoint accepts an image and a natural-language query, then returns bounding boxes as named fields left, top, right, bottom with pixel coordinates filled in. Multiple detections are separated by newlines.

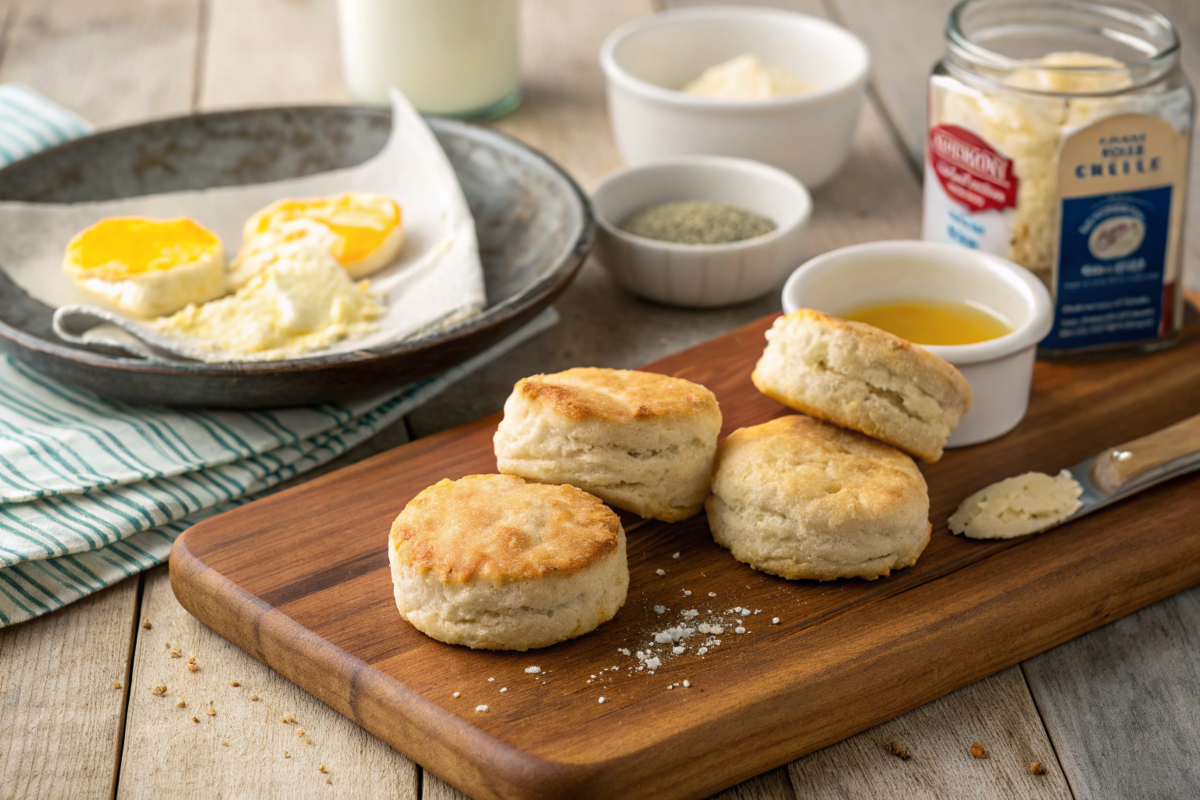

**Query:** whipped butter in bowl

left=599, top=6, right=869, bottom=188
left=782, top=240, right=1052, bottom=448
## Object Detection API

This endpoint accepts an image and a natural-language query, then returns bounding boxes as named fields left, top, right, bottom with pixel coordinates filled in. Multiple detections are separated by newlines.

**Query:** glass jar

left=336, top=0, right=521, bottom=120
left=923, top=0, right=1193, bottom=358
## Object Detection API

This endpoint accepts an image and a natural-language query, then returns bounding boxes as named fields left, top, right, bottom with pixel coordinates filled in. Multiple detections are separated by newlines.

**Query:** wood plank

left=425, top=762, right=798, bottom=799
left=118, top=567, right=420, bottom=798
left=408, top=0, right=924, bottom=438
left=170, top=307, right=1200, bottom=800
left=0, top=577, right=140, bottom=798
left=829, top=0, right=1200, bottom=292
left=1021, top=584, right=1200, bottom=798
left=0, top=4, right=202, bottom=799
left=197, top=0, right=347, bottom=109
left=787, top=668, right=1071, bottom=799
left=655, top=5, right=1069, bottom=798
left=0, top=0, right=201, bottom=127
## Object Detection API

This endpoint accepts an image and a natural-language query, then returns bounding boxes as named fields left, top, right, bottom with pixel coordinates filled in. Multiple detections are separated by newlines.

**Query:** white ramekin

left=591, top=155, right=812, bottom=308
left=781, top=241, right=1054, bottom=448
left=599, top=6, right=870, bottom=188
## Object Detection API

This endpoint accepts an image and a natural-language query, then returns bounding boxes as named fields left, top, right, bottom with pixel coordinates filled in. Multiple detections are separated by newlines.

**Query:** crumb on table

left=229, top=681, right=240, bottom=687
left=888, top=740, right=911, bottom=760
left=1030, top=761, right=1047, bottom=775
left=151, top=684, right=167, bottom=696
left=969, top=742, right=987, bottom=759
left=282, top=714, right=297, bottom=724
left=112, top=682, right=122, bottom=691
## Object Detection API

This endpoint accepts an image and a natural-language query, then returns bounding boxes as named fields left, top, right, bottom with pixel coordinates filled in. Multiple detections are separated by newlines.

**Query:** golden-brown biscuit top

left=784, top=310, right=972, bottom=406
left=713, top=414, right=926, bottom=521
left=514, top=367, right=719, bottom=422
left=390, top=474, right=621, bottom=583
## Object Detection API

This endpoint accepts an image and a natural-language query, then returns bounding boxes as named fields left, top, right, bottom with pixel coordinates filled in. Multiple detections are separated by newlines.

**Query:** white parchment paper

left=0, top=89, right=484, bottom=361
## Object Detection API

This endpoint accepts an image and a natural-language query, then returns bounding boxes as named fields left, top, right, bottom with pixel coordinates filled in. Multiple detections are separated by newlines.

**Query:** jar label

left=1042, top=113, right=1187, bottom=349
left=927, top=124, right=1020, bottom=213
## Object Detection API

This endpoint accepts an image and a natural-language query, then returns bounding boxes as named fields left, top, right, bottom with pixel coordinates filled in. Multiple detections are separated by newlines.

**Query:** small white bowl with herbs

left=591, top=155, right=811, bottom=307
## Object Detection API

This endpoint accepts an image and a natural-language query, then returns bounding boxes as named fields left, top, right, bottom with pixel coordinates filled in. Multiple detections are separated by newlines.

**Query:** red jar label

left=928, top=124, right=1019, bottom=213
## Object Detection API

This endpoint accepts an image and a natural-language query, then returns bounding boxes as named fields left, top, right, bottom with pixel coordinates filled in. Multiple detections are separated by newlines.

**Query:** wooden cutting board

left=171, top=309, right=1200, bottom=800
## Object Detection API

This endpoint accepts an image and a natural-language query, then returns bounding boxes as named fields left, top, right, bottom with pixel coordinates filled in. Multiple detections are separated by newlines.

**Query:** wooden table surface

left=0, top=1, right=1197, bottom=798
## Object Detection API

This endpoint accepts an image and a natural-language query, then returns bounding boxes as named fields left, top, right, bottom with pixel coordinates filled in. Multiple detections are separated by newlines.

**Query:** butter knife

left=1064, top=411, right=1200, bottom=523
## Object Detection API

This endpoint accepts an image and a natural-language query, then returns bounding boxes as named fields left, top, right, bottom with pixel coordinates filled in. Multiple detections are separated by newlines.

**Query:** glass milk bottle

left=336, top=0, right=521, bottom=119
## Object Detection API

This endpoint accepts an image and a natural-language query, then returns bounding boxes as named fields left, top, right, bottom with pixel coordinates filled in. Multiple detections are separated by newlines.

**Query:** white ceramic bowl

left=781, top=241, right=1054, bottom=448
left=599, top=6, right=870, bottom=188
left=591, top=155, right=812, bottom=308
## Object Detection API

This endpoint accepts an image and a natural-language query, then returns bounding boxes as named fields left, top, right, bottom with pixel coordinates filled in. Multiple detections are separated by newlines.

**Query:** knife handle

left=1091, top=412, right=1200, bottom=495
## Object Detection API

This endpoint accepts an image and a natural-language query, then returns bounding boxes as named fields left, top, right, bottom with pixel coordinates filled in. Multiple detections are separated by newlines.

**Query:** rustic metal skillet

left=0, top=106, right=593, bottom=409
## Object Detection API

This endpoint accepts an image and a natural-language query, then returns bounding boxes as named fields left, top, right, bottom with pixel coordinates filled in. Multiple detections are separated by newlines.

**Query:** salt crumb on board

left=476, top=705, right=488, bottom=713
left=655, top=569, right=666, bottom=576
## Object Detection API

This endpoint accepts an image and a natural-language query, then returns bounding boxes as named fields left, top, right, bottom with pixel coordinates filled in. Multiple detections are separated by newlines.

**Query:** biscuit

left=389, top=474, right=627, bottom=651
left=706, top=415, right=931, bottom=581
left=494, top=368, right=722, bottom=522
left=751, top=309, right=972, bottom=462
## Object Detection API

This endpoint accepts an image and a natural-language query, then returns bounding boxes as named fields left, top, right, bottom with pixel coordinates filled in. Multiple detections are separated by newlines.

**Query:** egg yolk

left=65, top=217, right=221, bottom=279
left=245, top=193, right=401, bottom=266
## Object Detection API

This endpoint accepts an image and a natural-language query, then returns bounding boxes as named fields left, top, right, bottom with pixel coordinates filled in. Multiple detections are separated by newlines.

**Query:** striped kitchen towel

left=0, top=85, right=557, bottom=626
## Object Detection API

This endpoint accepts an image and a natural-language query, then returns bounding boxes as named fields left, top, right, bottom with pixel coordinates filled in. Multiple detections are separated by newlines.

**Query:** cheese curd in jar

left=923, top=0, right=1193, bottom=357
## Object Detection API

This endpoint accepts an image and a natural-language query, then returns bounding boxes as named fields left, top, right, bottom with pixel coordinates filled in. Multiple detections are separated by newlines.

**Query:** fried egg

left=230, top=192, right=403, bottom=286
left=63, top=216, right=226, bottom=318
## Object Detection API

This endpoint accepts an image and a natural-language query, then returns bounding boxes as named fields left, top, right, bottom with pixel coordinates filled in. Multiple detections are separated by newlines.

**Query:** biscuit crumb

left=306, top=739, right=313, bottom=745
left=229, top=681, right=240, bottom=687
left=326, top=779, right=332, bottom=785
left=151, top=684, right=167, bottom=696
left=1030, top=761, right=1047, bottom=775
left=187, top=664, right=199, bottom=672
left=177, top=700, right=186, bottom=708
left=187, top=657, right=195, bottom=664
left=317, top=765, right=328, bottom=774
left=164, top=642, right=170, bottom=649
left=112, top=682, right=122, bottom=690
left=221, top=741, right=229, bottom=747
left=207, top=708, right=216, bottom=717
left=889, top=740, right=911, bottom=760
left=250, top=695, right=259, bottom=702
left=284, top=751, right=291, bottom=759
left=170, top=649, right=182, bottom=659
left=969, top=742, right=987, bottom=759
left=191, top=716, right=199, bottom=723
left=141, top=620, right=152, bottom=629
left=282, top=714, right=296, bottom=724
left=297, top=729, right=306, bottom=737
